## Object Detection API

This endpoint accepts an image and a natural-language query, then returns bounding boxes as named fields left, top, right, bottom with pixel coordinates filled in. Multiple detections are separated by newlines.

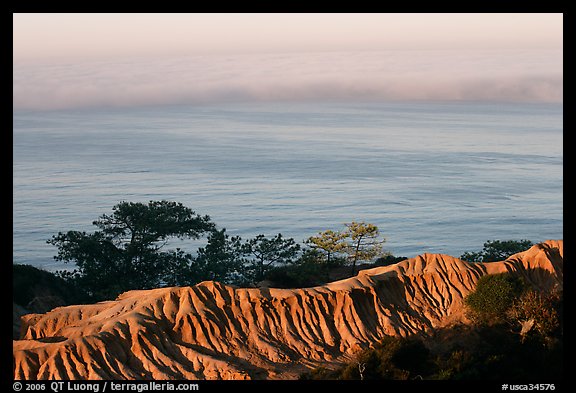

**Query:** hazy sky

left=13, top=13, right=563, bottom=110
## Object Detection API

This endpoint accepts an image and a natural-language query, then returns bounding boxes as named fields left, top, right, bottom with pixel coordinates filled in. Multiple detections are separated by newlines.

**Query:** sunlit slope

left=13, top=240, right=562, bottom=380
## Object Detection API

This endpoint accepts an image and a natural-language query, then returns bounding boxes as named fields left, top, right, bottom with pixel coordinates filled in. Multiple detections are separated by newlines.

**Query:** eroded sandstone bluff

left=13, top=240, right=563, bottom=380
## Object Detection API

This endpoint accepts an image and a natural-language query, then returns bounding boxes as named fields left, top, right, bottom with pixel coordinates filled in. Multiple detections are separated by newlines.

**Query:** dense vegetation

left=13, top=264, right=89, bottom=307
left=47, top=201, right=215, bottom=300
left=14, top=201, right=536, bottom=303
left=43, top=201, right=392, bottom=300
left=464, top=273, right=526, bottom=324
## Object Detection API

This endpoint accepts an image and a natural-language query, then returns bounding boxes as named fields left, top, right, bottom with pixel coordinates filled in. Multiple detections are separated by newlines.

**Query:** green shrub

left=465, top=273, right=525, bottom=324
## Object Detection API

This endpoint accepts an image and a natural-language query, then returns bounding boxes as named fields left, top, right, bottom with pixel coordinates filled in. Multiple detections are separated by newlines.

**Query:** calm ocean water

left=13, top=101, right=563, bottom=272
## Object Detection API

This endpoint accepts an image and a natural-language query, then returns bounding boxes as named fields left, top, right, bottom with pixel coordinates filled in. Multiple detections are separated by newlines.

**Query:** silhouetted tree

left=188, top=229, right=245, bottom=285
left=48, top=200, right=214, bottom=300
left=460, top=240, right=533, bottom=262
left=241, top=234, right=301, bottom=283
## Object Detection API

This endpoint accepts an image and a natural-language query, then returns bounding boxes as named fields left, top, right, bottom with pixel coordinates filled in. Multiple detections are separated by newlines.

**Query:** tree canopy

left=305, top=230, right=347, bottom=265
left=460, top=239, right=533, bottom=262
left=188, top=229, right=245, bottom=285
left=304, top=222, right=387, bottom=276
left=343, top=221, right=385, bottom=275
left=47, top=201, right=314, bottom=296
left=48, top=200, right=215, bottom=300
left=241, top=233, right=301, bottom=283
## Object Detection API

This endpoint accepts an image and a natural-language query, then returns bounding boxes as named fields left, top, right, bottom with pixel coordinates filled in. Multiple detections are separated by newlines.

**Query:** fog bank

left=13, top=50, right=562, bottom=111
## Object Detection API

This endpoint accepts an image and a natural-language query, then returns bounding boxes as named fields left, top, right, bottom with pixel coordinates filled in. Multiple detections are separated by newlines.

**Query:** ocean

left=12, top=101, right=563, bottom=272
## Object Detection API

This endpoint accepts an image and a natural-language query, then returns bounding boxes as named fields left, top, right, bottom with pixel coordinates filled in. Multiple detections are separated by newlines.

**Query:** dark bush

left=307, top=336, right=433, bottom=380
left=264, top=250, right=330, bottom=288
left=13, top=264, right=89, bottom=306
left=390, top=338, right=432, bottom=376
left=374, top=254, right=407, bottom=266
